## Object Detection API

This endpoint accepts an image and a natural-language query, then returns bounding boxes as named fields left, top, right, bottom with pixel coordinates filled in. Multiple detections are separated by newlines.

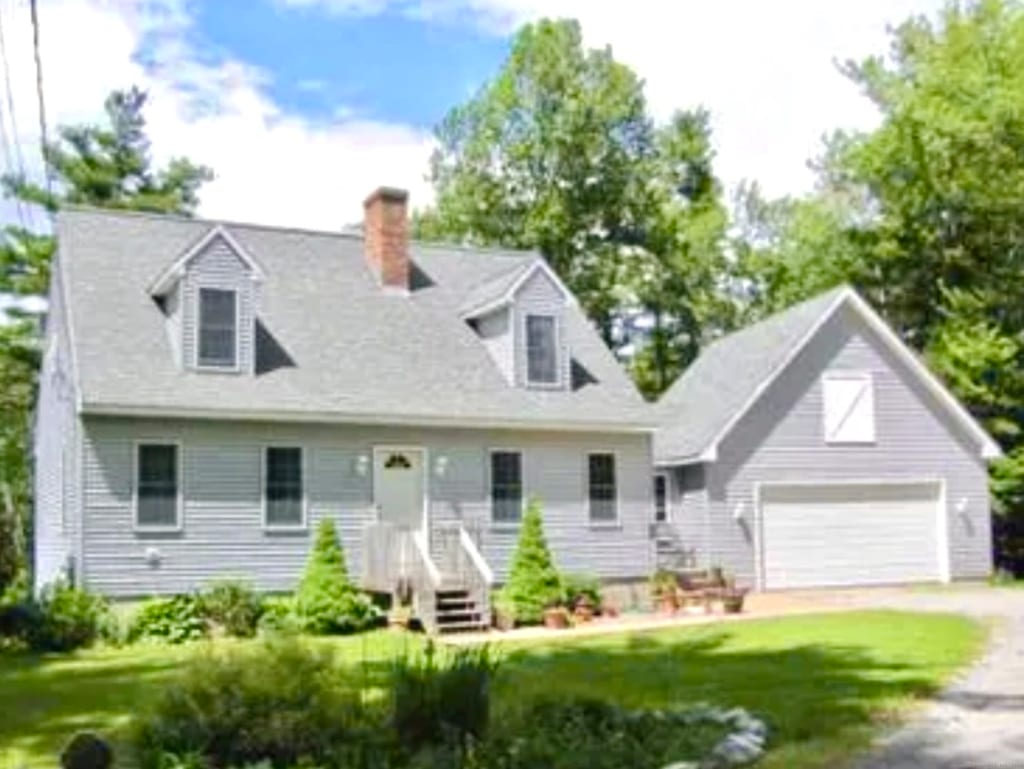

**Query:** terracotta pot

left=658, top=594, right=679, bottom=615
left=543, top=607, right=571, bottom=629
left=721, top=591, right=746, bottom=614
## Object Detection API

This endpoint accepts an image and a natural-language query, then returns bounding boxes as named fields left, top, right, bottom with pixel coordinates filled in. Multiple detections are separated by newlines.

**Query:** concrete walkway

left=825, top=587, right=1024, bottom=769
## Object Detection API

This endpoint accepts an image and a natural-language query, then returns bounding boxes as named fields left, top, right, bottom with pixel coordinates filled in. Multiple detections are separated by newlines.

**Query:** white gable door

left=373, top=448, right=425, bottom=530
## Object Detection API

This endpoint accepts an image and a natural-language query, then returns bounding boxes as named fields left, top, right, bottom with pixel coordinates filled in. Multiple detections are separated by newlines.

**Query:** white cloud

left=1, top=0, right=947, bottom=236
left=282, top=0, right=947, bottom=198
left=2, top=0, right=434, bottom=230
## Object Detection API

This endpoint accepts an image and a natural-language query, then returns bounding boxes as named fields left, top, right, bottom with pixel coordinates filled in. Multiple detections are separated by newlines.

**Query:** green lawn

left=0, top=610, right=985, bottom=769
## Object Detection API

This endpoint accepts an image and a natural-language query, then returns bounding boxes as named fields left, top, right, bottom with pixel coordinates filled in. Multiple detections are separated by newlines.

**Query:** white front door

left=373, top=448, right=425, bottom=530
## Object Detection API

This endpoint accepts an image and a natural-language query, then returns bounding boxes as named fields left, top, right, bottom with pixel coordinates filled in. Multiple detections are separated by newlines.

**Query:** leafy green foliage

left=132, top=637, right=382, bottom=769
left=474, top=699, right=728, bottom=769
left=496, top=499, right=563, bottom=624
left=418, top=19, right=729, bottom=391
left=294, top=519, right=379, bottom=634
left=198, top=580, right=263, bottom=638
left=10, top=581, right=110, bottom=652
left=561, top=572, right=602, bottom=610
left=391, top=642, right=499, bottom=751
left=128, top=596, right=207, bottom=645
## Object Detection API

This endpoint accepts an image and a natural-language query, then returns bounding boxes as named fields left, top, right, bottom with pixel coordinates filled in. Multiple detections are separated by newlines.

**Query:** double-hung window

left=525, top=314, right=558, bottom=385
left=653, top=474, right=668, bottom=522
left=264, top=447, right=305, bottom=528
left=135, top=443, right=180, bottom=530
left=490, top=450, right=523, bottom=523
left=197, top=287, right=237, bottom=369
left=588, top=453, right=617, bottom=523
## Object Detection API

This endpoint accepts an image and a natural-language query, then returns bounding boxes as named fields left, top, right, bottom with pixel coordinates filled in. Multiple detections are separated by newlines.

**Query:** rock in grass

left=60, top=733, right=113, bottom=769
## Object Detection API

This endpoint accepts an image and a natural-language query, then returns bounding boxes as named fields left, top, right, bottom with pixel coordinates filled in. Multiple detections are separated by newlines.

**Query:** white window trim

left=586, top=450, right=621, bottom=527
left=262, top=445, right=308, bottom=531
left=523, top=313, right=562, bottom=388
left=194, top=285, right=241, bottom=373
left=487, top=447, right=526, bottom=527
left=133, top=440, right=183, bottom=533
left=653, top=471, right=669, bottom=523
left=822, top=370, right=876, bottom=445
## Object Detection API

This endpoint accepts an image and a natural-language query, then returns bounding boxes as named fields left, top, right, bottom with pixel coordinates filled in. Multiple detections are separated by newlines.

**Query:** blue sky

left=187, top=3, right=509, bottom=129
left=0, top=0, right=948, bottom=231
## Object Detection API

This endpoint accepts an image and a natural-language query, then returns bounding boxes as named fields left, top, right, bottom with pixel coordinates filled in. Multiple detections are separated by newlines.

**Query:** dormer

left=148, top=225, right=264, bottom=374
left=461, top=258, right=574, bottom=389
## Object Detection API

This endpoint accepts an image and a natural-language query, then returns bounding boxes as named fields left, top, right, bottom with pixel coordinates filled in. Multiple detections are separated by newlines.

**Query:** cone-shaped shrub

left=498, top=499, right=563, bottom=625
left=294, top=519, right=377, bottom=633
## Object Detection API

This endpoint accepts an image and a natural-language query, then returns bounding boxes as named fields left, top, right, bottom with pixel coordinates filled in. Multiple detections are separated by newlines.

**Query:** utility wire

left=29, top=0, right=53, bottom=205
left=0, top=0, right=32, bottom=229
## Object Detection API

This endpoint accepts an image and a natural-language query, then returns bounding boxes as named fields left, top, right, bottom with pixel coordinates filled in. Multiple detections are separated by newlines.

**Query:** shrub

left=476, top=699, right=729, bottom=769
left=128, top=595, right=207, bottom=645
left=294, top=519, right=379, bottom=634
left=24, top=581, right=109, bottom=652
left=132, top=637, right=384, bottom=769
left=562, top=573, right=602, bottom=610
left=496, top=499, right=563, bottom=625
left=391, top=642, right=499, bottom=751
left=199, top=580, right=263, bottom=638
left=255, top=595, right=301, bottom=634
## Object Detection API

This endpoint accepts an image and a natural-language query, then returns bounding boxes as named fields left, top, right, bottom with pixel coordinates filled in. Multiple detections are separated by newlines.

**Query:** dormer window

left=197, top=287, right=238, bottom=369
left=526, top=314, right=558, bottom=385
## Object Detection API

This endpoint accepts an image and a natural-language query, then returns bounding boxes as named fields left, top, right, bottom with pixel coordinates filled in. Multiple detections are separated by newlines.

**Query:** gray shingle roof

left=654, top=285, right=850, bottom=461
left=457, top=259, right=536, bottom=317
left=58, top=207, right=653, bottom=430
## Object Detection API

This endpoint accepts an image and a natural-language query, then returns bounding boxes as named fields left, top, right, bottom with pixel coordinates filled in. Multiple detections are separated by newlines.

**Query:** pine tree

left=294, top=519, right=375, bottom=633
left=499, top=499, right=563, bottom=624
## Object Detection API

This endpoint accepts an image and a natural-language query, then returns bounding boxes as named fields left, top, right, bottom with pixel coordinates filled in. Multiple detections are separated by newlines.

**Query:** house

left=33, top=187, right=657, bottom=630
left=653, top=285, right=1001, bottom=590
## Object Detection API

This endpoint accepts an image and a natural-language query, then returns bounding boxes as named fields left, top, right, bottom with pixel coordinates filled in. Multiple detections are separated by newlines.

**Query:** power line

left=29, top=0, right=52, bottom=205
left=0, top=0, right=32, bottom=230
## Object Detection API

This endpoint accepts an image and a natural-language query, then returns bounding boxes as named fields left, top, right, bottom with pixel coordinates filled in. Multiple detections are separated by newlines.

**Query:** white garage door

left=760, top=482, right=944, bottom=589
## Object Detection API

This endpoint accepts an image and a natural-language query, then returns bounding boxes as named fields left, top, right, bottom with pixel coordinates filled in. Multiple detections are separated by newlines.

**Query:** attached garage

left=758, top=482, right=948, bottom=589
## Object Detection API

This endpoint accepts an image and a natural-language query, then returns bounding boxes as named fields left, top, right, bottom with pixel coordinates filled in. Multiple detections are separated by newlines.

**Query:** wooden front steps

left=434, top=587, right=489, bottom=633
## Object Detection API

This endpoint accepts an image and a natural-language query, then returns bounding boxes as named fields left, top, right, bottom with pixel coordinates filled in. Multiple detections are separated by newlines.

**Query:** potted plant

left=543, top=605, right=571, bottom=629
left=492, top=594, right=517, bottom=632
left=572, top=594, right=596, bottom=623
left=709, top=565, right=726, bottom=587
left=721, top=582, right=747, bottom=614
left=648, top=569, right=679, bottom=614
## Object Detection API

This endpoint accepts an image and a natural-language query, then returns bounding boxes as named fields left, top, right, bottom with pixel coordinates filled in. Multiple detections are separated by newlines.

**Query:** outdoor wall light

left=435, top=455, right=449, bottom=478
left=144, top=547, right=161, bottom=567
left=733, top=502, right=746, bottom=521
left=956, top=497, right=969, bottom=514
left=354, top=454, right=370, bottom=477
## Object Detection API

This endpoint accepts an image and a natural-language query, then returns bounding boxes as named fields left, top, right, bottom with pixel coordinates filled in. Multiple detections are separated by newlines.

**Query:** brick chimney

left=363, top=187, right=409, bottom=291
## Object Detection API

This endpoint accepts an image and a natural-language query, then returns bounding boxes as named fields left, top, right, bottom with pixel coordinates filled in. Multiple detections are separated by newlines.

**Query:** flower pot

left=573, top=602, right=595, bottom=623
left=657, top=594, right=679, bottom=615
left=721, top=590, right=746, bottom=614
left=543, top=607, right=571, bottom=629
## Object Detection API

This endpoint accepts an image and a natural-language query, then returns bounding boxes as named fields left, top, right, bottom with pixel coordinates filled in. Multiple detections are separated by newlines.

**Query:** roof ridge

left=59, top=204, right=540, bottom=260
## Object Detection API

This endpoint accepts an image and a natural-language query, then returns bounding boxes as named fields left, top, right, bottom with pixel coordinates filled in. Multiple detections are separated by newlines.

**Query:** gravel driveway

left=821, top=587, right=1024, bottom=768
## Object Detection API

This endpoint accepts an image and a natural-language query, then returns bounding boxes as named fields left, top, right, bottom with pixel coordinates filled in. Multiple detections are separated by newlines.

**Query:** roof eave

left=79, top=400, right=659, bottom=434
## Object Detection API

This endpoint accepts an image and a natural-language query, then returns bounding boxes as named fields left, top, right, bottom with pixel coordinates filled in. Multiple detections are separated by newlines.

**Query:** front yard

left=0, top=610, right=985, bottom=769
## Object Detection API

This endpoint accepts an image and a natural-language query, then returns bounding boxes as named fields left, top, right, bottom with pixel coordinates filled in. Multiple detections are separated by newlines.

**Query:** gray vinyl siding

left=666, top=464, right=707, bottom=566
left=80, top=416, right=652, bottom=597
left=33, top=263, right=80, bottom=592
left=699, top=304, right=991, bottom=587
left=474, top=308, right=514, bottom=384
left=180, top=235, right=255, bottom=373
left=513, top=269, right=569, bottom=389
left=163, top=281, right=182, bottom=367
